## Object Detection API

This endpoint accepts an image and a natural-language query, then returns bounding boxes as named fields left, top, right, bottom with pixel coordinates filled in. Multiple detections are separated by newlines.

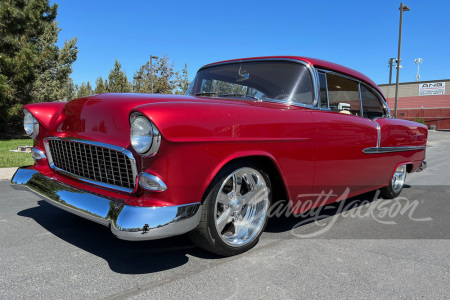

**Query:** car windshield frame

left=186, top=59, right=319, bottom=107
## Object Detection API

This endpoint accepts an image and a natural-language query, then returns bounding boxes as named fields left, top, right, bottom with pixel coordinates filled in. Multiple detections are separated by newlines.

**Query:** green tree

left=108, top=59, right=130, bottom=93
left=63, top=78, right=76, bottom=100
left=104, top=79, right=110, bottom=92
left=94, top=76, right=107, bottom=94
left=0, top=0, right=78, bottom=122
left=153, top=55, right=179, bottom=94
left=176, top=63, right=190, bottom=95
left=76, top=81, right=93, bottom=98
left=132, top=62, right=151, bottom=93
left=132, top=55, right=189, bottom=95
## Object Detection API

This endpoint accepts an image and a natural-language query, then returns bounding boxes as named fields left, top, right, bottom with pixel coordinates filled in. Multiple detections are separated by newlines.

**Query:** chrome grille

left=47, top=139, right=136, bottom=191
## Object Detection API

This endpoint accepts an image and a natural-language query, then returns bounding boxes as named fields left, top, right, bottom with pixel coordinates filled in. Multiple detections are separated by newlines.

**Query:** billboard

left=419, top=82, right=445, bottom=96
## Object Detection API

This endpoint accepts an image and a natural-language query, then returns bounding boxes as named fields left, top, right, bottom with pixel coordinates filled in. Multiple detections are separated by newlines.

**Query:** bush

left=413, top=118, right=426, bottom=125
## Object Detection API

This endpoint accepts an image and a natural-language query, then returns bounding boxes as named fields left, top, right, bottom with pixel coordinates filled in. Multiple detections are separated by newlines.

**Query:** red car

left=11, top=56, right=427, bottom=256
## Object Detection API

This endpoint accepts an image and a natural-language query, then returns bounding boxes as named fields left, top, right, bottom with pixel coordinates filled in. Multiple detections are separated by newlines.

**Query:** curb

left=0, top=167, right=17, bottom=181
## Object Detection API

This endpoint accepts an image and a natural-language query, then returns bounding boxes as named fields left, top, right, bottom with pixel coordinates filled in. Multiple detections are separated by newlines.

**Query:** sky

left=54, top=0, right=450, bottom=88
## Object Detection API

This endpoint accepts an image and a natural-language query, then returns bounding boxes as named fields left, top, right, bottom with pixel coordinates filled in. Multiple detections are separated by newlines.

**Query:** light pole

left=394, top=3, right=410, bottom=118
left=150, top=55, right=159, bottom=93
left=388, top=58, right=395, bottom=84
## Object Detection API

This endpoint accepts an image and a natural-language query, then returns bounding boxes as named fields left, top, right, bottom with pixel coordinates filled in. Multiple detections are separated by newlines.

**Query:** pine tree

left=108, top=59, right=131, bottom=93
left=76, top=81, right=93, bottom=98
left=0, top=0, right=78, bottom=122
left=94, top=76, right=107, bottom=94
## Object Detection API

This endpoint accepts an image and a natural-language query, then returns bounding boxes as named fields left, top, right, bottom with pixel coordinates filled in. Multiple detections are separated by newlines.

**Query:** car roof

left=201, top=56, right=384, bottom=97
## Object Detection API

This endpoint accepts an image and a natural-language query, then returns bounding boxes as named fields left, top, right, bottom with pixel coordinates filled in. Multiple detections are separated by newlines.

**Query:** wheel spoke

left=242, top=184, right=266, bottom=206
left=232, top=174, right=242, bottom=195
left=216, top=208, right=231, bottom=233
left=234, top=215, right=249, bottom=239
left=217, top=191, right=230, bottom=205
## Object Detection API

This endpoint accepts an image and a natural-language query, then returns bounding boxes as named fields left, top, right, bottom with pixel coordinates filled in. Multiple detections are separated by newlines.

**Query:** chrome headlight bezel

left=23, top=109, right=39, bottom=139
left=129, top=112, right=161, bottom=157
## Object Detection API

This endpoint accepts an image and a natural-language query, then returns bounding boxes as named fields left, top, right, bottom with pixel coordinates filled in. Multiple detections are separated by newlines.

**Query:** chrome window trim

left=317, top=68, right=392, bottom=117
left=362, top=146, right=426, bottom=154
left=43, top=137, right=139, bottom=194
left=317, top=71, right=331, bottom=110
left=316, top=69, right=363, bottom=116
left=197, top=58, right=321, bottom=109
left=358, top=82, right=363, bottom=116
left=359, top=82, right=391, bottom=118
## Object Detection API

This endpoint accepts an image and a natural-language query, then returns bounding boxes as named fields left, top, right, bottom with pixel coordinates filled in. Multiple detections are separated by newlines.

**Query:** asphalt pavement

left=0, top=131, right=449, bottom=299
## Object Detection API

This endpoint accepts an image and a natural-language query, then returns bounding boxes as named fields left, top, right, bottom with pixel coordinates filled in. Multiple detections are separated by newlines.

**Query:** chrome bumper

left=416, top=159, right=427, bottom=172
left=11, top=167, right=201, bottom=240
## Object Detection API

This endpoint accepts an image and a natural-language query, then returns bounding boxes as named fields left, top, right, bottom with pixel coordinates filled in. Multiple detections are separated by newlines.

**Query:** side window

left=326, top=73, right=361, bottom=116
left=318, top=72, right=328, bottom=108
left=360, top=85, right=385, bottom=119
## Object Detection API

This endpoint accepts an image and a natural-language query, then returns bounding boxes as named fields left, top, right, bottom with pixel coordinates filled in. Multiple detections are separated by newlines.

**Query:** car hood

left=50, top=93, right=295, bottom=147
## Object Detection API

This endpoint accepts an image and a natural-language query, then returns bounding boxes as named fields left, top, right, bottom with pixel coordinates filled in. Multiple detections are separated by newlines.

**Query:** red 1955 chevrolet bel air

left=11, top=56, right=427, bottom=256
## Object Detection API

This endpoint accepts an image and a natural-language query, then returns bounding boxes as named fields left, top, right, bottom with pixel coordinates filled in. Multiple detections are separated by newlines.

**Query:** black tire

left=189, top=161, right=272, bottom=256
left=380, top=165, right=407, bottom=199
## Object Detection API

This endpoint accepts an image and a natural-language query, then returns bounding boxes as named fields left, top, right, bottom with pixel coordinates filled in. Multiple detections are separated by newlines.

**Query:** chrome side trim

left=43, top=137, right=139, bottom=194
left=10, top=167, right=201, bottom=240
left=363, top=146, right=426, bottom=154
left=31, top=148, right=46, bottom=160
left=374, top=120, right=381, bottom=148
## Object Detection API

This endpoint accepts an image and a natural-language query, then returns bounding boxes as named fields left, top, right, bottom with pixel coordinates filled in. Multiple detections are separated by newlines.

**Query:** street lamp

left=150, top=55, right=159, bottom=93
left=394, top=3, right=410, bottom=118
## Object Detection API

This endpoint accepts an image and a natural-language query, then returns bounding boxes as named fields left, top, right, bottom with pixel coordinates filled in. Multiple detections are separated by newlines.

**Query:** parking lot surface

left=1, top=131, right=449, bottom=299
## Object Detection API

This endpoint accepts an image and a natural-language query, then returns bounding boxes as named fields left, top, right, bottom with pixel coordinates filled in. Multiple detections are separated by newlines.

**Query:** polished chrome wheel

left=380, top=164, right=408, bottom=199
left=213, top=167, right=270, bottom=247
left=391, top=165, right=407, bottom=194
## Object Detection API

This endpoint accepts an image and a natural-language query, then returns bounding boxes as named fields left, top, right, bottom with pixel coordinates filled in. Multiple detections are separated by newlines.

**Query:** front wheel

left=189, top=163, right=271, bottom=256
left=380, top=165, right=407, bottom=199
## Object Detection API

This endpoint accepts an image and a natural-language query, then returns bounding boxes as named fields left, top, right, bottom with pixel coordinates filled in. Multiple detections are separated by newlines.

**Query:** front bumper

left=11, top=167, right=201, bottom=240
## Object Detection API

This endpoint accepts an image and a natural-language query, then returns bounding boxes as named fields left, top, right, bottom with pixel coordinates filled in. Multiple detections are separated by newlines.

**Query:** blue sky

left=54, top=0, right=449, bottom=87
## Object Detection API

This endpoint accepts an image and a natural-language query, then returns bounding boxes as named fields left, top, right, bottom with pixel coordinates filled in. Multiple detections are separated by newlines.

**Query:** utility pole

left=388, top=58, right=395, bottom=84
left=415, top=58, right=423, bottom=82
left=394, top=3, right=410, bottom=118
left=150, top=55, right=159, bottom=93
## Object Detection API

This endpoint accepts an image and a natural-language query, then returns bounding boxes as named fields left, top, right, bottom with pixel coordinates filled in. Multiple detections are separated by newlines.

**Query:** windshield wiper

left=195, top=92, right=217, bottom=96
left=218, top=93, right=262, bottom=101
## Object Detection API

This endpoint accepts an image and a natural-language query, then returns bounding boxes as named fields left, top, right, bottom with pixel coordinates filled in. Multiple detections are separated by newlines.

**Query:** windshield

left=186, top=61, right=314, bottom=105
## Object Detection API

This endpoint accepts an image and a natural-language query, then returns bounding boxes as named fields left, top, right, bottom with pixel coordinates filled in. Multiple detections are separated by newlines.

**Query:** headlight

left=23, top=109, right=39, bottom=139
left=130, top=112, right=161, bottom=156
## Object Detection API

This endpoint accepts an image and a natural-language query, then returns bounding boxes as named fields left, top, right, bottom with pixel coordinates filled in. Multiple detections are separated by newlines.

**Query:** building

left=379, top=79, right=450, bottom=130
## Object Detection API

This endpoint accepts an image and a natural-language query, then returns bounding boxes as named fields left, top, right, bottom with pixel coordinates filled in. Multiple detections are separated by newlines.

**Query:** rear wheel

left=189, top=162, right=271, bottom=256
left=380, top=165, right=407, bottom=199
